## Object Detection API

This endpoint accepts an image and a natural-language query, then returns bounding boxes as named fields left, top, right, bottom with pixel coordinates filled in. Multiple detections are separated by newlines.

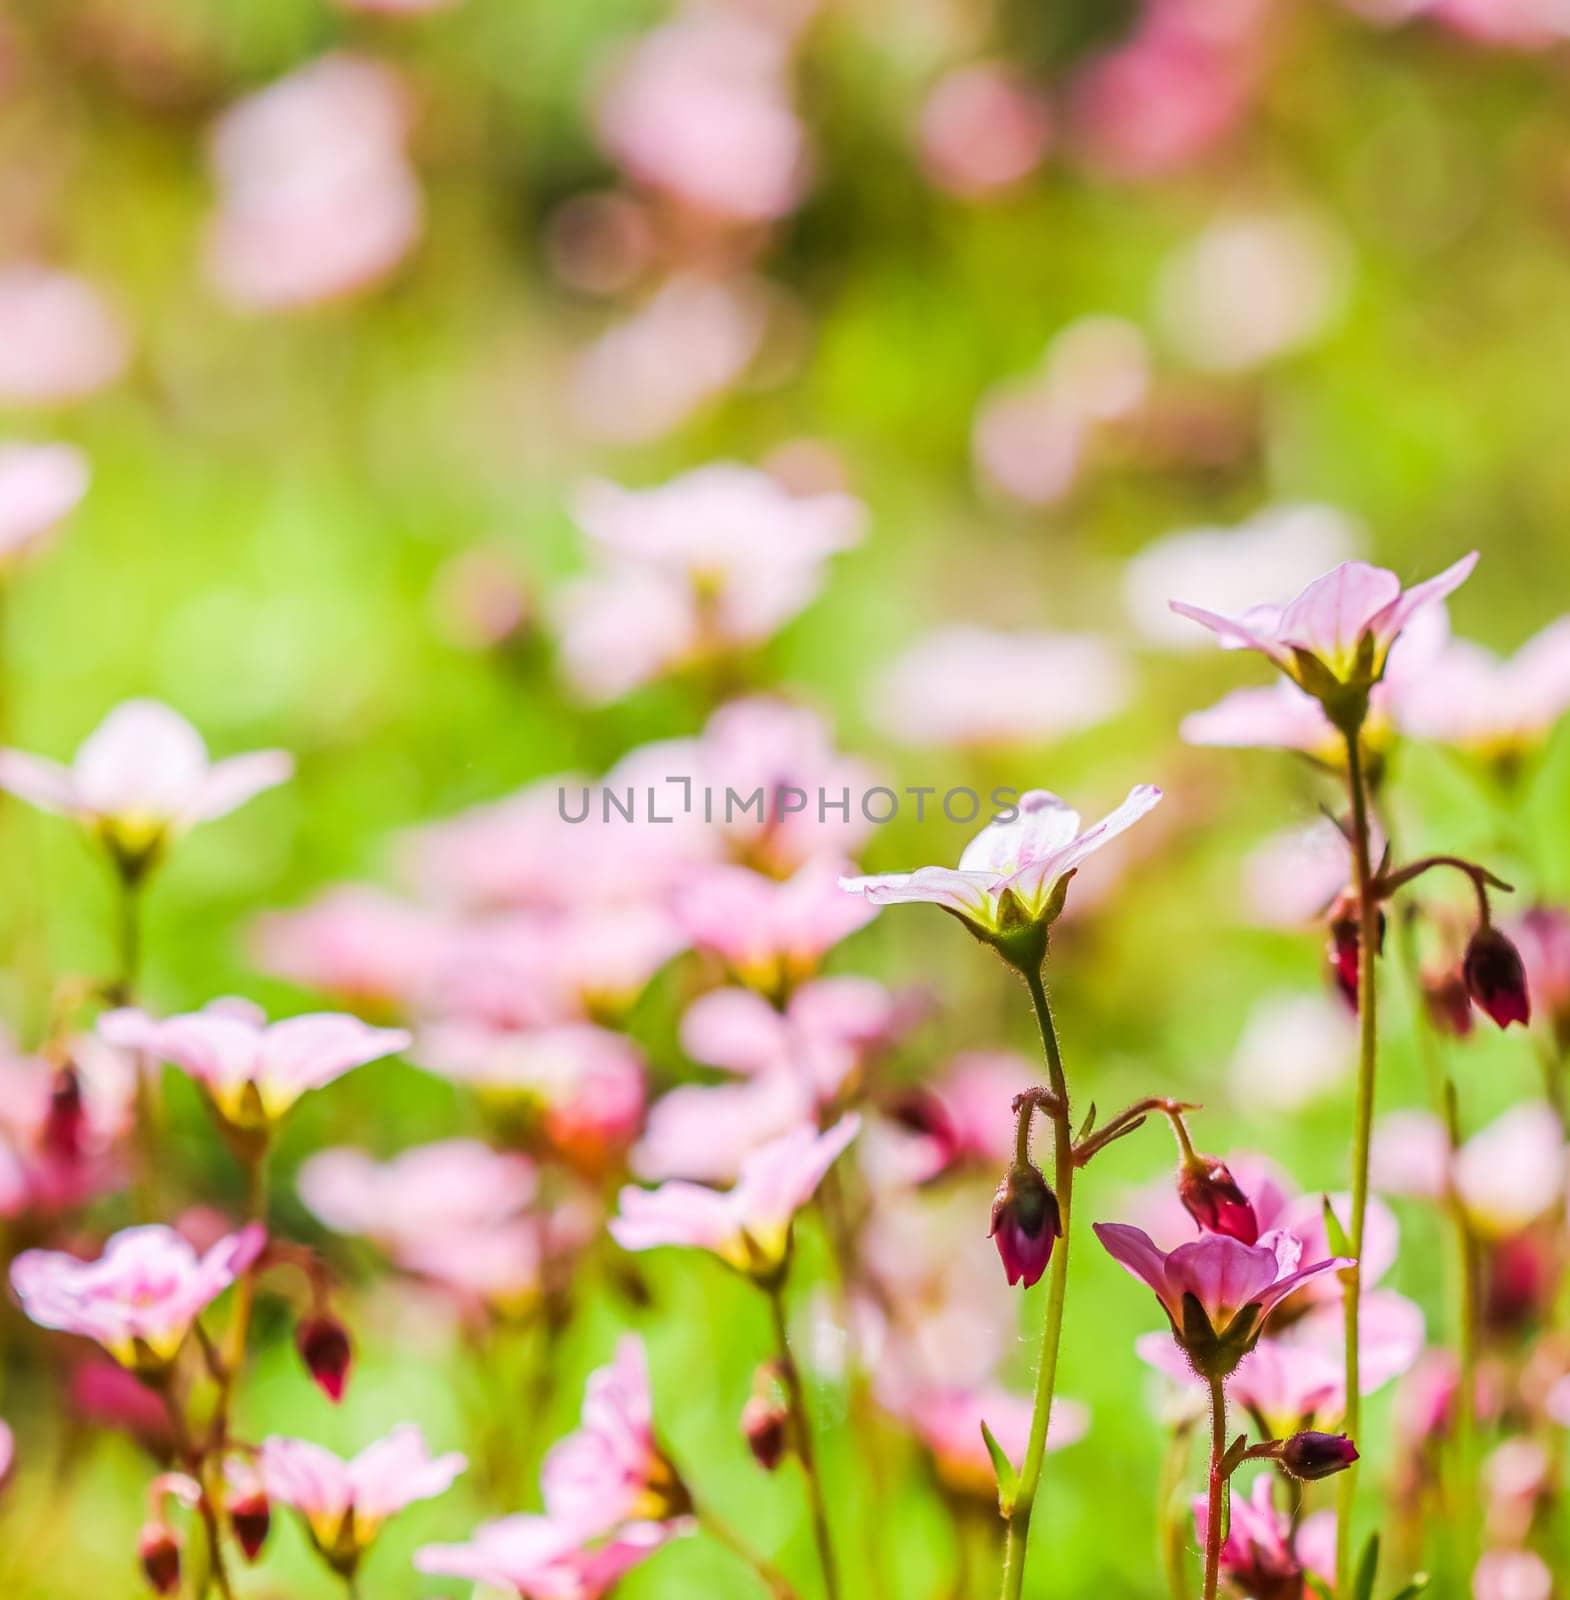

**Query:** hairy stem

left=766, top=1281, right=839, bottom=1600
left=999, top=963, right=1074, bottom=1600
left=1202, top=1379, right=1227, bottom=1600
left=1337, top=727, right=1378, bottom=1588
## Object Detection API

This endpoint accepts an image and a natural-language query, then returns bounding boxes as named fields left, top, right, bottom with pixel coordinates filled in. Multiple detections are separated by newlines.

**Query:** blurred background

left=4, top=0, right=1570, bottom=1594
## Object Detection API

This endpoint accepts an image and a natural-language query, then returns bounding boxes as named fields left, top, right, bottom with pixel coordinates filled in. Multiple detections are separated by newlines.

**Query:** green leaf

left=1321, top=1196, right=1352, bottom=1259
left=1305, top=1579, right=1335, bottom=1600
left=1387, top=1575, right=1431, bottom=1600
left=1352, top=1532, right=1380, bottom=1600
left=980, top=1419, right=1018, bottom=1516
left=1077, top=1103, right=1097, bottom=1141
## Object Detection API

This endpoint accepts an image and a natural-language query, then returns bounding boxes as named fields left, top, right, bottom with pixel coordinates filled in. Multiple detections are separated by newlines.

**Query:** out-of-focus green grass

left=4, top=1, right=1570, bottom=1595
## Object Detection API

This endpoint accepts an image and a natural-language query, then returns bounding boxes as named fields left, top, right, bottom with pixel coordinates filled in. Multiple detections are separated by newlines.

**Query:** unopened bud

left=229, top=1485, right=271, bottom=1562
left=42, top=1065, right=86, bottom=1160
left=1464, top=926, right=1531, bottom=1030
left=1423, top=966, right=1475, bottom=1038
left=989, top=1161, right=1061, bottom=1288
left=1279, top=1430, right=1359, bottom=1481
left=742, top=1393, right=790, bottom=1471
left=139, top=1523, right=181, bottom=1595
left=1327, top=893, right=1384, bottom=1011
left=296, top=1312, right=352, bottom=1403
left=1178, top=1157, right=1259, bottom=1245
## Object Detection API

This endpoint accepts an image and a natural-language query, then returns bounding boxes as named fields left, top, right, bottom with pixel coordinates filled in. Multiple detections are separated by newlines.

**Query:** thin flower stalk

left=765, top=1282, right=839, bottom=1600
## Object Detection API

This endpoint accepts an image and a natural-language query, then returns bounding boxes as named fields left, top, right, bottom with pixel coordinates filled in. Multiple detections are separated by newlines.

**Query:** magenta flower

left=1192, top=1474, right=1336, bottom=1597
left=1171, top=554, right=1478, bottom=713
left=990, top=1162, right=1062, bottom=1288
left=417, top=1515, right=676, bottom=1599
left=0, top=701, right=291, bottom=873
left=10, top=1222, right=264, bottom=1371
left=1094, top=1222, right=1351, bottom=1377
left=0, top=442, right=89, bottom=565
left=611, top=1114, right=860, bottom=1279
left=102, top=1000, right=409, bottom=1132
left=259, top=1426, right=466, bottom=1577
left=840, top=786, right=1161, bottom=958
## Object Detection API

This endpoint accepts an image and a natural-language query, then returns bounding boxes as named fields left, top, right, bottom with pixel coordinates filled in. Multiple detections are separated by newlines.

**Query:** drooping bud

left=228, top=1482, right=271, bottom=1562
left=1178, top=1157, right=1259, bottom=1245
left=989, top=1161, right=1061, bottom=1288
left=1422, top=966, right=1475, bottom=1038
left=742, top=1393, right=790, bottom=1471
left=1463, top=926, right=1531, bottom=1030
left=42, top=1064, right=86, bottom=1160
left=138, top=1523, right=181, bottom=1595
left=1279, top=1430, right=1359, bottom=1481
left=1327, top=892, right=1385, bottom=1011
left=295, top=1312, right=352, bottom=1403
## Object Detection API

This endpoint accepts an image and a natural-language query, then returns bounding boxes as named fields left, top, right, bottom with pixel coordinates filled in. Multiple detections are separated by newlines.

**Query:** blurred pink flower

left=677, top=857, right=878, bottom=992
left=0, top=267, right=130, bottom=405
left=635, top=1074, right=810, bottom=1185
left=1241, top=820, right=1364, bottom=929
left=1171, top=555, right=1478, bottom=695
left=1193, top=1474, right=1336, bottom=1596
left=413, top=1021, right=646, bottom=1171
left=1473, top=1549, right=1552, bottom=1600
left=1396, top=616, right=1570, bottom=752
left=1227, top=992, right=1354, bottom=1111
left=417, top=1515, right=676, bottom=1598
left=842, top=785, right=1161, bottom=937
left=595, top=11, right=808, bottom=222
left=869, top=628, right=1132, bottom=749
left=885, top=1382, right=1086, bottom=1497
left=611, top=1114, right=860, bottom=1277
left=0, top=1419, right=12, bottom=1488
left=0, top=700, right=291, bottom=869
left=1512, top=907, right=1570, bottom=1039
left=251, top=888, right=454, bottom=1012
left=335, top=0, right=458, bottom=11
left=866, top=1050, right=1036, bottom=1187
left=0, top=442, right=89, bottom=564
left=206, top=55, right=422, bottom=311
left=260, top=1426, right=465, bottom=1574
left=10, top=1222, right=264, bottom=1370
left=916, top=63, right=1052, bottom=199
left=103, top=1000, right=408, bottom=1131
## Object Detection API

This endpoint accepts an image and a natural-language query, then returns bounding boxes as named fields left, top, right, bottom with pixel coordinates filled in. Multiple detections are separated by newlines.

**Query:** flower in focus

left=1177, top=1155, right=1259, bottom=1244
left=259, top=1426, right=466, bottom=1578
left=610, top=1114, right=860, bottom=1281
left=102, top=1000, right=409, bottom=1135
left=0, top=442, right=89, bottom=566
left=1094, top=1221, right=1351, bottom=1378
left=1463, top=924, right=1532, bottom=1029
left=0, top=266, right=130, bottom=405
left=1171, top=555, right=1479, bottom=726
left=0, top=701, right=292, bottom=877
left=841, top=786, right=1162, bottom=966
left=868, top=627, right=1131, bottom=750
left=10, top=1223, right=265, bottom=1373
left=1279, top=1429, right=1359, bottom=1480
left=1192, top=1474, right=1336, bottom=1597
left=989, top=1159, right=1062, bottom=1287
left=205, top=55, right=423, bottom=311
left=916, top=63, right=1052, bottom=199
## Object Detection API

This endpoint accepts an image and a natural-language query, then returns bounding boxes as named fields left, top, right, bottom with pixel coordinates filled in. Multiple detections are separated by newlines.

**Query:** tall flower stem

left=211, top=1145, right=269, bottom=1453
left=1201, top=1378, right=1227, bottom=1600
left=765, top=1280, right=839, bottom=1600
left=1337, top=726, right=1379, bottom=1587
left=999, top=962, right=1074, bottom=1600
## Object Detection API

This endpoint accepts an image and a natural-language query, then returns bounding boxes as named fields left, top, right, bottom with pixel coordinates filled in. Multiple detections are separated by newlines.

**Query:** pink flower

left=677, top=857, right=878, bottom=994
left=417, top=1515, right=676, bottom=1599
left=886, top=1382, right=1086, bottom=1498
left=0, top=701, right=291, bottom=870
left=101, top=1001, right=409, bottom=1131
left=916, top=64, right=1052, bottom=199
left=611, top=1114, right=860, bottom=1278
left=0, top=267, right=130, bottom=405
left=1094, top=1221, right=1351, bottom=1376
left=0, top=1418, right=13, bottom=1489
left=10, top=1223, right=264, bottom=1371
left=866, top=1050, right=1036, bottom=1186
left=869, top=628, right=1132, bottom=749
left=1193, top=1474, right=1336, bottom=1597
left=594, top=11, right=808, bottom=222
left=0, top=442, right=89, bottom=564
left=1227, top=992, right=1354, bottom=1111
left=841, top=785, right=1161, bottom=946
left=1473, top=1550, right=1552, bottom=1600
left=1512, top=906, right=1570, bottom=1040
left=541, top=1337, right=690, bottom=1534
left=1171, top=555, right=1478, bottom=701
left=259, top=1426, right=465, bottom=1576
left=205, top=55, right=422, bottom=311
left=1396, top=616, right=1570, bottom=752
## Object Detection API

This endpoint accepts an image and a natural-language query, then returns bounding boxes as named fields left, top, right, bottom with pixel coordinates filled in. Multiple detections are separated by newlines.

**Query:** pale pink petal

left=0, top=751, right=77, bottom=815
left=71, top=700, right=210, bottom=822
left=182, top=750, right=293, bottom=825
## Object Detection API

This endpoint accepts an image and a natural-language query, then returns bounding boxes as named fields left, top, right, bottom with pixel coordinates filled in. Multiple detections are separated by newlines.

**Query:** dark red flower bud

left=1464, top=926, right=1531, bottom=1029
left=139, top=1523, right=181, bottom=1595
left=1422, top=966, right=1475, bottom=1038
left=42, top=1065, right=86, bottom=1160
left=989, top=1161, right=1061, bottom=1288
left=295, top=1313, right=352, bottom=1403
left=1327, top=893, right=1385, bottom=1011
left=1178, top=1157, right=1259, bottom=1245
left=1279, top=1430, right=1359, bottom=1481
left=742, top=1393, right=790, bottom=1471
left=229, top=1485, right=271, bottom=1562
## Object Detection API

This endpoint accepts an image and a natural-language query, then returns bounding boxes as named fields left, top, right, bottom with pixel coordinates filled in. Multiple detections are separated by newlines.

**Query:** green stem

left=1159, top=1419, right=1196, bottom=1600
left=210, top=1147, right=269, bottom=1455
left=698, top=1503, right=804, bottom=1599
left=1337, top=727, right=1379, bottom=1590
left=999, top=963, right=1074, bottom=1600
left=766, top=1281, right=839, bottom=1600
left=1202, top=1379, right=1227, bottom=1600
